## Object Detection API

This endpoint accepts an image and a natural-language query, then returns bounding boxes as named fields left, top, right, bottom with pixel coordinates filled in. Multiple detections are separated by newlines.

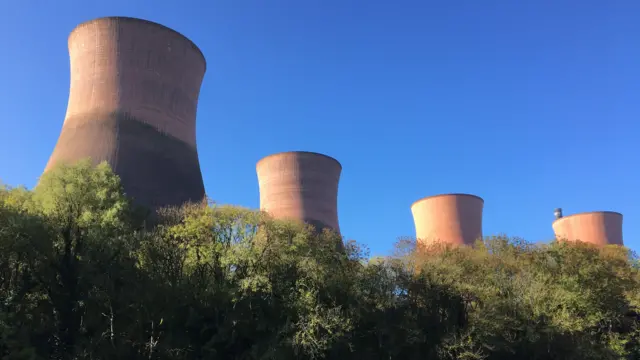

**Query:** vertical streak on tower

left=44, top=17, right=207, bottom=210
left=411, top=193, right=484, bottom=247
left=552, top=211, right=624, bottom=246
left=256, top=151, right=342, bottom=233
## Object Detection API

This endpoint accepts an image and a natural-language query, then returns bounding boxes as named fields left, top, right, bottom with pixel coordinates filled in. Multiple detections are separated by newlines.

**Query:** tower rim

left=68, top=16, right=207, bottom=71
left=552, top=211, right=623, bottom=226
left=411, top=193, right=484, bottom=209
left=256, top=151, right=342, bottom=170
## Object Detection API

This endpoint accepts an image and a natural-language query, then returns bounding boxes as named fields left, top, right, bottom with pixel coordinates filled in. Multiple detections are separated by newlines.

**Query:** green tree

left=1, top=161, right=637, bottom=359
left=411, top=236, right=640, bottom=360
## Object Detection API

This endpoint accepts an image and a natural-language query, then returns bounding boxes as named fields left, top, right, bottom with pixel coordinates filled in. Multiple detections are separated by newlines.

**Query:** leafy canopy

left=0, top=162, right=638, bottom=359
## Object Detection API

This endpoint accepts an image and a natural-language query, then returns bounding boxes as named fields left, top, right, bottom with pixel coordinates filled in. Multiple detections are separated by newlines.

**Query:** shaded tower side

left=256, top=151, right=342, bottom=233
left=552, top=211, right=623, bottom=246
left=411, top=193, right=484, bottom=247
left=44, top=16, right=207, bottom=211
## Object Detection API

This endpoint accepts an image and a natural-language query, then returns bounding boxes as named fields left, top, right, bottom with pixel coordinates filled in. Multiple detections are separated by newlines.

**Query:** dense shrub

left=0, top=161, right=638, bottom=359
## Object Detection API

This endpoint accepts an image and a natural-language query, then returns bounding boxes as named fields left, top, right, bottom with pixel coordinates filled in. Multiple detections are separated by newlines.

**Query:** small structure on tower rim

left=411, top=193, right=484, bottom=248
left=43, top=16, right=207, bottom=211
left=256, top=151, right=341, bottom=234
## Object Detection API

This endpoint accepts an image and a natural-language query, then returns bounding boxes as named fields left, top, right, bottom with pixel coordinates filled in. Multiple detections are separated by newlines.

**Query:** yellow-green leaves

left=33, top=159, right=129, bottom=231
left=1, top=164, right=638, bottom=359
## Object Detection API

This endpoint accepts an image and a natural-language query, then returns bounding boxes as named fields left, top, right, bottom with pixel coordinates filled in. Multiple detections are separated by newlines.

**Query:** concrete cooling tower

left=256, top=151, right=341, bottom=234
left=44, top=16, right=206, bottom=210
left=411, top=193, right=484, bottom=247
left=552, top=210, right=623, bottom=246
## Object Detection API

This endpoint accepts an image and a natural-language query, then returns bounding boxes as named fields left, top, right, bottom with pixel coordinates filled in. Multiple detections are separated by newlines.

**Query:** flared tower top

left=68, top=16, right=207, bottom=71
left=256, top=151, right=342, bottom=169
left=411, top=193, right=484, bottom=208
left=551, top=210, right=623, bottom=225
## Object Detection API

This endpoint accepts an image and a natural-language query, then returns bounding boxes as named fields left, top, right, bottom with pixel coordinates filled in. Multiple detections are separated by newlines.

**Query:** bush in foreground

left=0, top=162, right=638, bottom=359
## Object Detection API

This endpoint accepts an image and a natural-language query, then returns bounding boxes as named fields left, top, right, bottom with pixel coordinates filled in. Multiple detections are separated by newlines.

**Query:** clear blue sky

left=0, top=0, right=638, bottom=256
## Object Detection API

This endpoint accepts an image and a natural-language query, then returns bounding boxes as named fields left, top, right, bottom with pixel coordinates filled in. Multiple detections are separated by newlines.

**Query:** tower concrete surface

left=44, top=16, right=206, bottom=210
left=411, top=193, right=484, bottom=247
left=552, top=211, right=623, bottom=246
left=256, top=151, right=341, bottom=233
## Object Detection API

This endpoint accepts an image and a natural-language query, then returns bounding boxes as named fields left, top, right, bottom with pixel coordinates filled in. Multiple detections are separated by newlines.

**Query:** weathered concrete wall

left=411, top=193, right=484, bottom=247
left=44, top=16, right=206, bottom=210
left=553, top=211, right=623, bottom=246
left=256, top=151, right=342, bottom=234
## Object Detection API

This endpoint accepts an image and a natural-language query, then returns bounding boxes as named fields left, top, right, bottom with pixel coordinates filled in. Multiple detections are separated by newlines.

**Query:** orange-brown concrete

left=44, top=17, right=206, bottom=210
left=256, top=151, right=341, bottom=233
left=411, top=193, right=484, bottom=247
left=552, top=211, right=623, bottom=246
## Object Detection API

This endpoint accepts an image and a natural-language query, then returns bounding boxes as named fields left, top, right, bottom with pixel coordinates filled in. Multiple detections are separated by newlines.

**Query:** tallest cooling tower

left=44, top=17, right=206, bottom=210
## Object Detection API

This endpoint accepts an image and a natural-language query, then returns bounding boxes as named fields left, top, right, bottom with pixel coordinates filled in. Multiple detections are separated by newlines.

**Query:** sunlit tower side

left=43, top=16, right=207, bottom=211
left=411, top=193, right=484, bottom=248
left=552, top=209, right=623, bottom=246
left=256, top=151, right=342, bottom=234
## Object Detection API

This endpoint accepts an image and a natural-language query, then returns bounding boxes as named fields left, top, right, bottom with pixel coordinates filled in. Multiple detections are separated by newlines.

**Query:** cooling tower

left=552, top=211, right=623, bottom=246
left=43, top=17, right=206, bottom=210
left=256, top=151, right=341, bottom=233
left=411, top=193, right=484, bottom=247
